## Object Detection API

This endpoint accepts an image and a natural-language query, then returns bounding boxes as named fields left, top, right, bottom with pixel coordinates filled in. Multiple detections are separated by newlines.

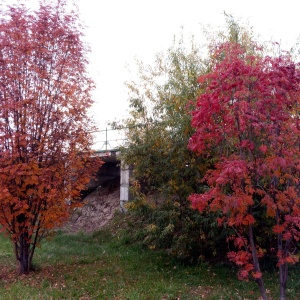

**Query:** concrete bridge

left=91, top=128, right=132, bottom=212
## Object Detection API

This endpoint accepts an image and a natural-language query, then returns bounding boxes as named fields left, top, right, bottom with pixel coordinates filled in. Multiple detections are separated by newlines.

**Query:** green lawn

left=0, top=228, right=299, bottom=299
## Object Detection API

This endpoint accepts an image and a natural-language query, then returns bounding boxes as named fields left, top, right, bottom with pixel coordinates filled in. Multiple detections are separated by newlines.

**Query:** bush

left=123, top=186, right=228, bottom=263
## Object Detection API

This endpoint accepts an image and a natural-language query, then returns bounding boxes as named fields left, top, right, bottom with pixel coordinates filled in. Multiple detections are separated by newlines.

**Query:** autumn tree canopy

left=114, top=39, right=222, bottom=260
left=189, top=41, right=300, bottom=300
left=118, top=19, right=260, bottom=261
left=0, top=1, right=101, bottom=274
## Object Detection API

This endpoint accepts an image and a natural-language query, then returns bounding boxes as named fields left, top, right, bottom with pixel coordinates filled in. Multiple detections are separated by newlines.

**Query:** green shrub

left=123, top=190, right=228, bottom=263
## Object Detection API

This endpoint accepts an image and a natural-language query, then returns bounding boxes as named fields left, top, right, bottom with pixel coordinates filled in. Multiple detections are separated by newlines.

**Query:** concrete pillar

left=120, top=163, right=133, bottom=212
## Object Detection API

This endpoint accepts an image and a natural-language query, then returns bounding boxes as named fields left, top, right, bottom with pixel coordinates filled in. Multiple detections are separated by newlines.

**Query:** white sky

left=3, top=0, right=300, bottom=148
left=76, top=0, right=300, bottom=132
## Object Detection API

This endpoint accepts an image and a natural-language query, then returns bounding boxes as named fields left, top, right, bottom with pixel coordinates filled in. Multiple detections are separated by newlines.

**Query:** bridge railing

left=93, top=127, right=127, bottom=151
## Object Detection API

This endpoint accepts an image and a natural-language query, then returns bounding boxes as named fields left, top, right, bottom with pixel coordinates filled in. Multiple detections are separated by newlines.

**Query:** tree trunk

left=276, top=209, right=288, bottom=300
left=16, top=233, right=31, bottom=274
left=249, top=225, right=268, bottom=300
left=279, top=262, right=288, bottom=300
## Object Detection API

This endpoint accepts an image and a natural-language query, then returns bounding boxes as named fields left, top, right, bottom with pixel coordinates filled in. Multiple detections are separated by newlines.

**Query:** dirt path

left=62, top=185, right=120, bottom=234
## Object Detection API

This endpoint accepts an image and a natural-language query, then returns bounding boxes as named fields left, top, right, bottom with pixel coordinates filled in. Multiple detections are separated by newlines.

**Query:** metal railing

left=93, top=127, right=127, bottom=151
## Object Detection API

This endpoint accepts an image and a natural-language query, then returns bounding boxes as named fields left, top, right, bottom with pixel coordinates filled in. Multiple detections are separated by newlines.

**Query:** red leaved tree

left=0, top=2, right=102, bottom=274
left=189, top=42, right=300, bottom=300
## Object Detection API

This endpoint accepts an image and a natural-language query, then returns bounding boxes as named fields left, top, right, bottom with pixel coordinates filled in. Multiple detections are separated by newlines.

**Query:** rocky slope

left=62, top=183, right=120, bottom=234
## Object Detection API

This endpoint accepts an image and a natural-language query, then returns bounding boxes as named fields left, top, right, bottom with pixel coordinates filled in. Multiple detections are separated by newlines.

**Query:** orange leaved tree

left=0, top=1, right=101, bottom=274
left=189, top=42, right=300, bottom=300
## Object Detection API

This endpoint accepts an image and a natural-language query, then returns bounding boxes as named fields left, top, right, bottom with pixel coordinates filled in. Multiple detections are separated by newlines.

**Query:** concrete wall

left=85, top=152, right=133, bottom=212
left=120, top=163, right=133, bottom=212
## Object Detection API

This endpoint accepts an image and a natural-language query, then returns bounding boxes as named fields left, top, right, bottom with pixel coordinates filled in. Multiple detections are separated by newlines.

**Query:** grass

left=0, top=227, right=299, bottom=299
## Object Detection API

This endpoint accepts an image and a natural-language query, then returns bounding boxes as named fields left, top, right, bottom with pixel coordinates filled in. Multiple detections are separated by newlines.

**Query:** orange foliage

left=0, top=1, right=102, bottom=274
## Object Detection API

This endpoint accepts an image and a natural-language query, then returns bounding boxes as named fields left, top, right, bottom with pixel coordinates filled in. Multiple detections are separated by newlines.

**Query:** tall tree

left=189, top=41, right=300, bottom=300
left=120, top=16, right=258, bottom=199
left=122, top=39, right=205, bottom=197
left=113, top=38, right=222, bottom=260
left=0, top=1, right=101, bottom=274
left=117, top=19, right=260, bottom=260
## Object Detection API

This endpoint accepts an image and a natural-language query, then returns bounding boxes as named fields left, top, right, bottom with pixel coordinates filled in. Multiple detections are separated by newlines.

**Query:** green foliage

left=118, top=35, right=207, bottom=197
left=114, top=38, right=215, bottom=260
left=119, top=17, right=258, bottom=197
left=113, top=19, right=260, bottom=263
left=123, top=182, right=228, bottom=263
left=115, top=20, right=260, bottom=262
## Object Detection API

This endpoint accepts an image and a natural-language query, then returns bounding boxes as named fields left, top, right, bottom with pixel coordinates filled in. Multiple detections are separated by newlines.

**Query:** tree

left=114, top=35, right=231, bottom=261
left=0, top=1, right=101, bottom=274
left=118, top=20, right=260, bottom=261
left=122, top=38, right=204, bottom=197
left=189, top=41, right=300, bottom=300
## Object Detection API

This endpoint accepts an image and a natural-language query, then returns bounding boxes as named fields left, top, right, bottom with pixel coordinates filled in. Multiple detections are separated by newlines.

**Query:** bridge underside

left=84, top=150, right=132, bottom=211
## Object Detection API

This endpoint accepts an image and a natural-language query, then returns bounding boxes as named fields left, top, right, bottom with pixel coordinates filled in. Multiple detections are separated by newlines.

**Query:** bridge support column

left=120, top=163, right=133, bottom=212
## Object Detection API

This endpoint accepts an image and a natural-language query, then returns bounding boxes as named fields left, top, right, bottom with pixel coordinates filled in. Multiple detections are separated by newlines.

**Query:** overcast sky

left=3, top=0, right=300, bottom=147
left=76, top=0, right=300, bottom=132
